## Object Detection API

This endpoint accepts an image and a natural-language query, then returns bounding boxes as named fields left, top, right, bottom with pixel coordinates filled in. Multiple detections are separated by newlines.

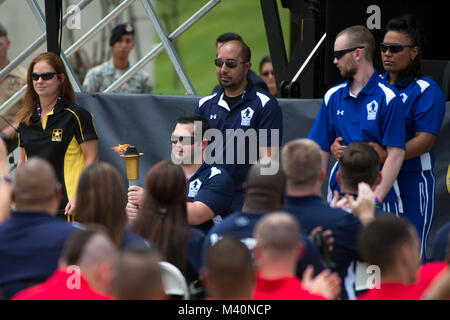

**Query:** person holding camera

left=281, top=138, right=365, bottom=300
left=201, top=160, right=327, bottom=280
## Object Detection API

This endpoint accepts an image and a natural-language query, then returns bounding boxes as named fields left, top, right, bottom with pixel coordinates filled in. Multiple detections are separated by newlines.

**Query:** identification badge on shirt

left=366, top=100, right=379, bottom=120
left=188, top=178, right=202, bottom=198
left=52, top=129, right=63, bottom=142
left=241, top=107, right=254, bottom=126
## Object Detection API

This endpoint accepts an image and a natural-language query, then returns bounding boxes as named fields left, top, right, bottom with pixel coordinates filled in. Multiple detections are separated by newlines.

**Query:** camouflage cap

left=109, top=23, right=134, bottom=46
left=0, top=23, right=7, bottom=38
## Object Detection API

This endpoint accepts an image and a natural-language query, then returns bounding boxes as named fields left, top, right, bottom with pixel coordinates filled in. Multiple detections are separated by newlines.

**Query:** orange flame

left=112, top=144, right=130, bottom=155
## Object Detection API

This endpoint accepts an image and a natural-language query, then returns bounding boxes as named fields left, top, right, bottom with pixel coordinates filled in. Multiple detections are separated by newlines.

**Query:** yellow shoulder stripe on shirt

left=64, top=108, right=85, bottom=141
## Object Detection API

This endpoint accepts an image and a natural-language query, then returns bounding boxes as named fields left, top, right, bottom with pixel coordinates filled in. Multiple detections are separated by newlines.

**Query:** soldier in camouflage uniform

left=83, top=23, right=153, bottom=94
left=0, top=24, right=26, bottom=151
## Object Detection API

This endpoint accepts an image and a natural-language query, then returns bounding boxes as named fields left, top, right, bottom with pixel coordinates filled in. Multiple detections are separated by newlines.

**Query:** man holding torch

left=126, top=115, right=234, bottom=234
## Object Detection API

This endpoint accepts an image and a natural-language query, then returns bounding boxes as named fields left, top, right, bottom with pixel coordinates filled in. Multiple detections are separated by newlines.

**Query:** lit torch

left=112, top=144, right=144, bottom=186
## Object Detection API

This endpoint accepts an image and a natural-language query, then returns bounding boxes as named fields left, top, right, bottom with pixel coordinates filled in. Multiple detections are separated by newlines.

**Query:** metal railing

left=0, top=0, right=222, bottom=116
left=105, top=0, right=220, bottom=94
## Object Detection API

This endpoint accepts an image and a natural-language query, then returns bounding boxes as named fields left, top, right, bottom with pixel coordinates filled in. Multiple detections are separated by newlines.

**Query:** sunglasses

left=380, top=43, right=416, bottom=53
left=333, top=46, right=365, bottom=60
left=171, top=135, right=195, bottom=145
left=214, top=58, right=246, bottom=68
left=261, top=70, right=274, bottom=77
left=31, top=72, right=57, bottom=81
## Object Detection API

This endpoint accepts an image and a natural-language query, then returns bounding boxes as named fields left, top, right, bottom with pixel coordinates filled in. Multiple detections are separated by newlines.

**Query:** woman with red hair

left=16, top=52, right=98, bottom=217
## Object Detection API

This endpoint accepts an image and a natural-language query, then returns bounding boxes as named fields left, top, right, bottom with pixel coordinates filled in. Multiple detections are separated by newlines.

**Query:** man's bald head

left=243, top=159, right=286, bottom=212
left=254, top=212, right=301, bottom=255
left=14, top=157, right=61, bottom=211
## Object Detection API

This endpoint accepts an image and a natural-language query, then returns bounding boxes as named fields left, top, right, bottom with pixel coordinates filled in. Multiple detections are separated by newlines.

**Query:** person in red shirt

left=412, top=261, right=448, bottom=297
left=252, top=212, right=341, bottom=300
left=421, top=265, right=450, bottom=300
left=13, top=226, right=117, bottom=300
left=413, top=235, right=449, bottom=298
left=357, top=215, right=422, bottom=300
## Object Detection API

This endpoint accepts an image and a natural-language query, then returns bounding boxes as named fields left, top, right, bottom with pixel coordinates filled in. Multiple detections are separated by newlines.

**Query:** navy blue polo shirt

left=309, top=70, right=405, bottom=151
left=0, top=210, right=78, bottom=299
left=380, top=73, right=445, bottom=173
left=282, top=195, right=362, bottom=300
left=195, top=81, right=283, bottom=195
left=201, top=211, right=326, bottom=278
left=186, top=228, right=205, bottom=284
left=308, top=70, right=405, bottom=203
left=187, top=162, right=234, bottom=233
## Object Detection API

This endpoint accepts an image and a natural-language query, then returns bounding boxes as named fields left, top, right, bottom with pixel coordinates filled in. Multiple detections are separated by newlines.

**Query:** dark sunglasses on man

left=333, top=46, right=365, bottom=60
left=31, top=72, right=58, bottom=81
left=171, top=135, right=195, bottom=145
left=214, top=58, right=246, bottom=68
left=380, top=43, right=416, bottom=53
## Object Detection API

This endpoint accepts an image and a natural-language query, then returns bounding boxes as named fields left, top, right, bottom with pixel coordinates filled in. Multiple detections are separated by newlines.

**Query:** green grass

left=153, top=0, right=290, bottom=96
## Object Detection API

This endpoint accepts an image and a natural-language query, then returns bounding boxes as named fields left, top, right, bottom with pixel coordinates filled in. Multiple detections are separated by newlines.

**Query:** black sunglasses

left=380, top=43, right=416, bottom=53
left=31, top=72, right=57, bottom=81
left=333, top=46, right=365, bottom=60
left=171, top=135, right=195, bottom=145
left=214, top=58, right=246, bottom=68
left=261, top=70, right=274, bottom=77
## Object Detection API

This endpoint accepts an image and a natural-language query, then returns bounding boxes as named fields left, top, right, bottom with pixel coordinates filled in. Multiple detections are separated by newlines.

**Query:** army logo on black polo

left=52, top=129, right=63, bottom=142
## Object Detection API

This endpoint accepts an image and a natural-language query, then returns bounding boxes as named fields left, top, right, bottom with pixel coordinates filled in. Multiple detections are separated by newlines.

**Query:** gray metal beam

left=0, top=0, right=93, bottom=83
left=139, top=0, right=196, bottom=95
left=26, top=0, right=83, bottom=92
left=104, top=0, right=220, bottom=93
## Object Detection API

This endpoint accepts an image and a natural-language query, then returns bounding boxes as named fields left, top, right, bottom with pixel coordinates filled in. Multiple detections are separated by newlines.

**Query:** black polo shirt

left=18, top=97, right=98, bottom=207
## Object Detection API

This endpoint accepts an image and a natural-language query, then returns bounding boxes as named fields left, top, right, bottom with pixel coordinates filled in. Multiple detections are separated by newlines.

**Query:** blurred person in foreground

left=253, top=212, right=341, bottom=300
left=0, top=158, right=77, bottom=299
left=13, top=225, right=116, bottom=300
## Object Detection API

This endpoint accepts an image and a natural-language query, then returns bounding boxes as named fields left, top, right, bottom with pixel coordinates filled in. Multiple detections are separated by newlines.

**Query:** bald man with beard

left=0, top=157, right=78, bottom=299
left=201, top=159, right=326, bottom=279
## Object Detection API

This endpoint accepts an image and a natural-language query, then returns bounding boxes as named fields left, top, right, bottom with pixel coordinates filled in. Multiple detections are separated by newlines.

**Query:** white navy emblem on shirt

left=400, top=93, right=408, bottom=103
left=188, top=178, right=202, bottom=198
left=241, top=107, right=254, bottom=126
left=212, top=215, right=223, bottom=225
left=210, top=114, right=217, bottom=120
left=337, top=110, right=344, bottom=116
left=366, top=100, right=379, bottom=120
left=235, top=216, right=250, bottom=227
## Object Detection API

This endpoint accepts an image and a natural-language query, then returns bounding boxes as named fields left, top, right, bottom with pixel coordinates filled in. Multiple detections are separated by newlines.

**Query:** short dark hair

left=215, top=32, right=243, bottom=45
left=338, top=142, right=380, bottom=189
left=337, top=25, right=375, bottom=63
left=61, top=224, right=112, bottom=266
left=358, top=215, right=416, bottom=271
left=205, top=236, right=255, bottom=298
left=240, top=41, right=251, bottom=63
left=259, top=56, right=272, bottom=73
left=215, top=32, right=251, bottom=62
left=385, top=14, right=424, bottom=78
left=114, top=244, right=163, bottom=300
left=176, top=114, right=211, bottom=138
